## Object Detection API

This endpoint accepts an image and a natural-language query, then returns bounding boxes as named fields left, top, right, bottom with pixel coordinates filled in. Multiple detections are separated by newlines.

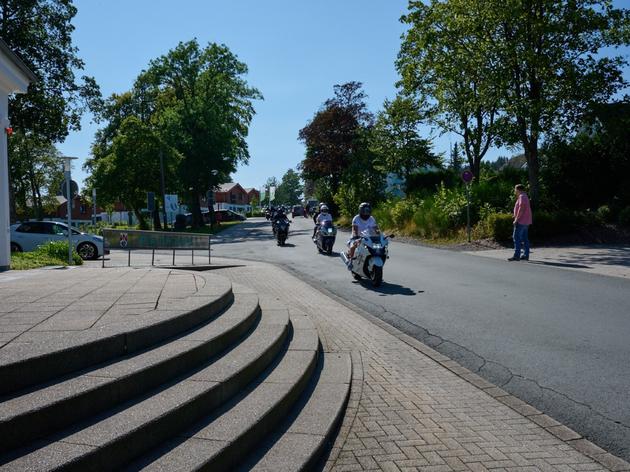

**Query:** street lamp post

left=62, top=157, right=77, bottom=265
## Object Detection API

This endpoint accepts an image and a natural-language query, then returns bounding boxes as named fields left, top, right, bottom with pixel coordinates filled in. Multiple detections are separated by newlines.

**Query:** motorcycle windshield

left=360, top=228, right=381, bottom=243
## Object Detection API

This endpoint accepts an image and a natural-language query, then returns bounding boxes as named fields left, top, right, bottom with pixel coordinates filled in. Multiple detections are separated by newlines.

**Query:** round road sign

left=461, top=170, right=474, bottom=183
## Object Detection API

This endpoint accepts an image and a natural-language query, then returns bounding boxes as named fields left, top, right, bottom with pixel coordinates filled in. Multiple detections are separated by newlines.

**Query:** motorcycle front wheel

left=370, top=266, right=383, bottom=287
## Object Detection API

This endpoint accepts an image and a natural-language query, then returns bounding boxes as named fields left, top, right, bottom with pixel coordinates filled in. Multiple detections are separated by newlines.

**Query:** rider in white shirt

left=312, top=204, right=332, bottom=239
left=347, top=202, right=379, bottom=262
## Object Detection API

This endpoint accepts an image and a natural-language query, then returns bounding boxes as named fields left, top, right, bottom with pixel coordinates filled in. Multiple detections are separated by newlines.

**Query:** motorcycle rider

left=346, top=202, right=379, bottom=265
left=312, top=204, right=333, bottom=240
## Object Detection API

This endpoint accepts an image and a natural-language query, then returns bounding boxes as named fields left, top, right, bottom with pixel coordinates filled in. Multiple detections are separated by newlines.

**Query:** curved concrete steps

left=126, top=314, right=320, bottom=471
left=0, top=305, right=288, bottom=471
left=0, top=272, right=233, bottom=394
left=0, top=271, right=351, bottom=472
left=0, top=291, right=260, bottom=453
left=244, top=352, right=352, bottom=472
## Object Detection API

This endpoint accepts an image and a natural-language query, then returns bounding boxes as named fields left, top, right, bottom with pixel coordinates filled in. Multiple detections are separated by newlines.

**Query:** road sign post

left=62, top=157, right=78, bottom=265
left=461, top=170, right=474, bottom=243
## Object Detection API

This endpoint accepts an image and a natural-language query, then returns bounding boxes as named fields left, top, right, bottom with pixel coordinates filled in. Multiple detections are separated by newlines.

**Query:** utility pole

left=159, top=149, right=168, bottom=230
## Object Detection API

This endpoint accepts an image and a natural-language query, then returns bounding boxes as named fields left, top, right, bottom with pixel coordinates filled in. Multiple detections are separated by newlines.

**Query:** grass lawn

left=10, top=241, right=84, bottom=270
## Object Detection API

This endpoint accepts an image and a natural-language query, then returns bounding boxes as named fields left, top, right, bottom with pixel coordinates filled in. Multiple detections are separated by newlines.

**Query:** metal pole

left=159, top=150, right=168, bottom=230
left=192, top=250, right=194, bottom=266
left=151, top=249, right=155, bottom=266
left=128, top=248, right=131, bottom=267
left=466, top=183, right=471, bottom=243
left=66, top=169, right=73, bottom=265
left=92, top=188, right=97, bottom=226
left=172, top=249, right=175, bottom=266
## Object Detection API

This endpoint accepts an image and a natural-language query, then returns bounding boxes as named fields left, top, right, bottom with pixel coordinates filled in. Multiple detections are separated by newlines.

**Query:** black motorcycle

left=314, top=220, right=336, bottom=254
left=275, top=218, right=290, bottom=246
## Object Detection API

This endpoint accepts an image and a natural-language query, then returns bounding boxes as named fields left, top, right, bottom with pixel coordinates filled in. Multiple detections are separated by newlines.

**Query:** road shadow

left=351, top=279, right=417, bottom=296
left=278, top=243, right=296, bottom=248
left=527, top=260, right=592, bottom=269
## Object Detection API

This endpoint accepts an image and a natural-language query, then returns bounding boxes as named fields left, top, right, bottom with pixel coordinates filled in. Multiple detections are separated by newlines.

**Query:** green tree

left=140, top=40, right=262, bottom=227
left=334, top=131, right=386, bottom=218
left=448, top=142, right=463, bottom=173
left=398, top=0, right=501, bottom=182
left=490, top=0, right=629, bottom=203
left=86, top=117, right=180, bottom=229
left=371, top=96, right=440, bottom=185
left=1, top=0, right=101, bottom=221
left=274, top=169, right=303, bottom=205
left=8, top=132, right=63, bottom=220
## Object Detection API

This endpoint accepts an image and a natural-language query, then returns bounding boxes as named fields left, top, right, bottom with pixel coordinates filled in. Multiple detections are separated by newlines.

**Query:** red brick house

left=56, top=196, right=103, bottom=221
left=214, top=183, right=249, bottom=205
left=244, top=188, right=260, bottom=204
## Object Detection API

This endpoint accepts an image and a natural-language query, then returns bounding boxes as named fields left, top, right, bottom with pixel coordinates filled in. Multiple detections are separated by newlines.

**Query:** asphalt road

left=99, top=217, right=630, bottom=460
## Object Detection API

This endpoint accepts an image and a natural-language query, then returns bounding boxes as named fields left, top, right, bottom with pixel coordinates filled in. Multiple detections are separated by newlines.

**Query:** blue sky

left=58, top=0, right=629, bottom=191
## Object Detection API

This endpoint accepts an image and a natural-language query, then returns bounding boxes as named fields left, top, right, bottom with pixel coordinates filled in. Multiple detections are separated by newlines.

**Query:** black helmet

left=359, top=202, right=371, bottom=219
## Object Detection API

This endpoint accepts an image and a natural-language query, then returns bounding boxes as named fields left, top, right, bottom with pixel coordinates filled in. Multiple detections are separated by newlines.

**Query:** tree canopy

left=398, top=0, right=629, bottom=202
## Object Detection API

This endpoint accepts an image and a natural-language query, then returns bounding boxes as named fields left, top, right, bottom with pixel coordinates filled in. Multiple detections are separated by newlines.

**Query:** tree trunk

left=152, top=201, right=162, bottom=231
left=134, top=208, right=148, bottom=229
left=190, top=190, right=203, bottom=229
left=524, top=139, right=540, bottom=207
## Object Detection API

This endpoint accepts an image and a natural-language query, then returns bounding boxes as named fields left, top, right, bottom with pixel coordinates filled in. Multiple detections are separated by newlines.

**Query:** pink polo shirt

left=513, top=193, right=532, bottom=225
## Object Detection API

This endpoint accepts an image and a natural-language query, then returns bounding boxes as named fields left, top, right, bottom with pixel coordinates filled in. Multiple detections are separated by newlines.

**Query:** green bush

left=618, top=207, right=630, bottom=227
left=529, top=210, right=574, bottom=239
left=433, top=183, right=467, bottom=227
left=34, top=241, right=83, bottom=265
left=596, top=205, right=613, bottom=223
left=485, top=213, right=513, bottom=241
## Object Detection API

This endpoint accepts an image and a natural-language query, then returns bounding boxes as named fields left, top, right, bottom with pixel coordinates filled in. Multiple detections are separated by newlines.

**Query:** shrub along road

left=204, top=216, right=630, bottom=462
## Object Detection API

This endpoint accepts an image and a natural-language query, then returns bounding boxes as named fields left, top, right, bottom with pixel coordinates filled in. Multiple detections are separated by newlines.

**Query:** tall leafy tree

left=86, top=116, right=180, bottom=229
left=139, top=40, right=262, bottom=227
left=1, top=0, right=101, bottom=220
left=371, top=96, right=440, bottom=185
left=8, top=132, right=63, bottom=220
left=398, top=0, right=501, bottom=182
left=299, top=82, right=372, bottom=207
left=489, top=0, right=629, bottom=203
left=274, top=169, right=303, bottom=205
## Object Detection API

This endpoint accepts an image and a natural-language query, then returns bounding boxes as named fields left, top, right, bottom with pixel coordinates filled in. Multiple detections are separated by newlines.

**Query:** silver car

left=10, top=221, right=105, bottom=260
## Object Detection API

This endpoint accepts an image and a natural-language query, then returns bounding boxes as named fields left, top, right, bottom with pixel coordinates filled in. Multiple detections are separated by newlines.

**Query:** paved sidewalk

left=0, top=267, right=202, bottom=349
left=211, top=257, right=629, bottom=472
left=465, top=245, right=630, bottom=279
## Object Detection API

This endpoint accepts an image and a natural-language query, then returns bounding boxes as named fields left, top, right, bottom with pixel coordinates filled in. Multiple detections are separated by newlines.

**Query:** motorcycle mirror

left=388, top=234, right=396, bottom=239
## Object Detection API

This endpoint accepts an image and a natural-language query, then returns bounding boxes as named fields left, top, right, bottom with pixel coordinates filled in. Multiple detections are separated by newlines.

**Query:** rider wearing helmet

left=346, top=202, right=379, bottom=262
left=312, top=204, right=333, bottom=239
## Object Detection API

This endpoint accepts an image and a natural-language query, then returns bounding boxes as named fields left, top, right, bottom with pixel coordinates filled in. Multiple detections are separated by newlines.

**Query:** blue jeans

left=513, top=224, right=530, bottom=259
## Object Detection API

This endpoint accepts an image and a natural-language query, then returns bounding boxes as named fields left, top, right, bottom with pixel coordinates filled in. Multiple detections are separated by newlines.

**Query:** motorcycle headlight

left=327, top=228, right=333, bottom=233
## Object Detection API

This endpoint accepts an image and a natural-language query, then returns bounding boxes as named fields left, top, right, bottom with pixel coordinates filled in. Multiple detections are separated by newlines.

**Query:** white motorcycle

left=340, top=229, right=393, bottom=287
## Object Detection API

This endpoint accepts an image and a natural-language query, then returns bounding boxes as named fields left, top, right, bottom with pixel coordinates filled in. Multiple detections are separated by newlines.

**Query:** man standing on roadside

left=509, top=184, right=532, bottom=261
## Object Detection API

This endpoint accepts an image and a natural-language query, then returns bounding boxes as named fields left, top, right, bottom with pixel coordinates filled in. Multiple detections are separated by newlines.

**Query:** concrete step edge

left=0, top=308, right=290, bottom=471
left=127, top=314, right=321, bottom=472
left=246, top=351, right=353, bottom=472
left=0, top=274, right=234, bottom=395
left=0, top=293, right=261, bottom=453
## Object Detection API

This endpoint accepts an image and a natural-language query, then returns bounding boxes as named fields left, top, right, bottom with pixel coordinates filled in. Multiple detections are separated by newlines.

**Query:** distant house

left=244, top=188, right=260, bottom=204
left=212, top=183, right=257, bottom=214
left=56, top=196, right=104, bottom=222
left=502, top=154, right=527, bottom=170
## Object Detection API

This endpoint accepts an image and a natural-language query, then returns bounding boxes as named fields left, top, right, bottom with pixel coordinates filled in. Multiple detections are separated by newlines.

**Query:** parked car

left=292, top=205, right=304, bottom=217
left=10, top=221, right=106, bottom=260
left=215, top=209, right=246, bottom=221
